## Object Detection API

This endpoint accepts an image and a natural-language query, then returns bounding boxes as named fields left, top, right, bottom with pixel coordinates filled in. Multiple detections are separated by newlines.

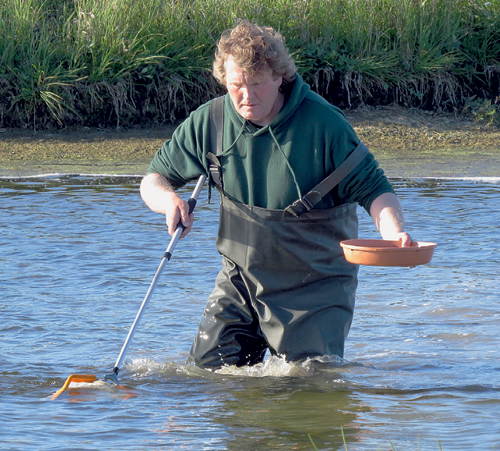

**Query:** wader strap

left=285, top=141, right=370, bottom=217
left=207, top=96, right=225, bottom=191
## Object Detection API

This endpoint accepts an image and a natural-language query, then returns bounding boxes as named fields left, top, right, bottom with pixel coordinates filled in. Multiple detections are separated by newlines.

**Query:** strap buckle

left=207, top=151, right=223, bottom=190
left=284, top=196, right=315, bottom=217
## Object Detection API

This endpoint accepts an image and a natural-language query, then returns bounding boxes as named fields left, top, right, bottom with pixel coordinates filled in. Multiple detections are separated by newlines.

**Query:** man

left=140, top=21, right=412, bottom=369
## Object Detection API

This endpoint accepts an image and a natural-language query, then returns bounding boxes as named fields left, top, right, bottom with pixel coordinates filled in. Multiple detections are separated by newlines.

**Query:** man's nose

left=242, top=85, right=254, bottom=100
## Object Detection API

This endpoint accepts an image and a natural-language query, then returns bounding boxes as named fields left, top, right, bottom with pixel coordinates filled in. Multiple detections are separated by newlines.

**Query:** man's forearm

left=370, top=192, right=407, bottom=240
left=140, top=173, right=179, bottom=214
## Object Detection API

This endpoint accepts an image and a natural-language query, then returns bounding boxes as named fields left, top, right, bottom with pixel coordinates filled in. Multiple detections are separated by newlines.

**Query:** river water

left=1, top=174, right=499, bottom=450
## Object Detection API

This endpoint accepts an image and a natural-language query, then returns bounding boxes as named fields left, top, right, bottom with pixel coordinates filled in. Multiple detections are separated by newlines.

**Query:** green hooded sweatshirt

left=147, top=74, right=394, bottom=212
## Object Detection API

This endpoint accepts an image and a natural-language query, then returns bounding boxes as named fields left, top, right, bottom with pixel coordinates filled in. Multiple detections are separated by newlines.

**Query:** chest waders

left=189, top=97, right=368, bottom=368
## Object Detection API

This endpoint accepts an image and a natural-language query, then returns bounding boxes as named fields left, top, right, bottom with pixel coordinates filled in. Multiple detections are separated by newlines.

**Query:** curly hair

left=213, top=20, right=297, bottom=85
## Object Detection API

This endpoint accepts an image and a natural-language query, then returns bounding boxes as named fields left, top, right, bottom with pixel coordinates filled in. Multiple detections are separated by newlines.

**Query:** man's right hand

left=140, top=173, right=194, bottom=238
left=163, top=191, right=194, bottom=238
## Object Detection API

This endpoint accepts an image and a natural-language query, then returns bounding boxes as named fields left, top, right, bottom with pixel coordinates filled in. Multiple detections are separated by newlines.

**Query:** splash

left=215, top=354, right=348, bottom=378
left=124, top=355, right=348, bottom=380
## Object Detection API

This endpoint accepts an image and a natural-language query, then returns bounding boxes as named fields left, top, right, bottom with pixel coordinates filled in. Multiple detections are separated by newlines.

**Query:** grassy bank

left=1, top=0, right=500, bottom=130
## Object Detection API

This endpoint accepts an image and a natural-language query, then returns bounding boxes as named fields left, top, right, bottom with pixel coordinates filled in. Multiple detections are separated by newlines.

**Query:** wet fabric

left=189, top=196, right=359, bottom=368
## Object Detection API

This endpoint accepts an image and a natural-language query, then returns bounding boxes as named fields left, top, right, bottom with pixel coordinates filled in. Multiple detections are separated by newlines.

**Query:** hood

left=224, top=73, right=311, bottom=137
left=219, top=74, right=311, bottom=201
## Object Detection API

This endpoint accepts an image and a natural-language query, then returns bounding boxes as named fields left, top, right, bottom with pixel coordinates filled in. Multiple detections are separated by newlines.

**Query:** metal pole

left=104, top=175, right=206, bottom=384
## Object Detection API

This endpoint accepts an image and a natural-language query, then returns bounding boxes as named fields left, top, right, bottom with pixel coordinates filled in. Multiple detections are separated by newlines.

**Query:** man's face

left=224, top=55, right=283, bottom=126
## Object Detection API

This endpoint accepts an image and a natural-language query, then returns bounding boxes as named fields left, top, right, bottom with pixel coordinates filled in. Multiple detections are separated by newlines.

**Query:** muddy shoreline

left=1, top=106, right=499, bottom=178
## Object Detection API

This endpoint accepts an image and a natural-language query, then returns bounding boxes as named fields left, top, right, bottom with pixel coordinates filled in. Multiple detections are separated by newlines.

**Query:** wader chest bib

left=189, top=198, right=359, bottom=368
left=189, top=97, right=363, bottom=368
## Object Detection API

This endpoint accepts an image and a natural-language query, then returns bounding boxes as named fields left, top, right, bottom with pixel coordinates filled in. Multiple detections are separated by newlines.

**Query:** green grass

left=1, top=0, right=499, bottom=129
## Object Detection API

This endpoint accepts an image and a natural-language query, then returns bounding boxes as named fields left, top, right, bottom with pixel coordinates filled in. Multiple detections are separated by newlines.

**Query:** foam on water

left=3, top=172, right=500, bottom=184
left=124, top=354, right=348, bottom=380
left=214, top=355, right=347, bottom=378
left=394, top=175, right=500, bottom=183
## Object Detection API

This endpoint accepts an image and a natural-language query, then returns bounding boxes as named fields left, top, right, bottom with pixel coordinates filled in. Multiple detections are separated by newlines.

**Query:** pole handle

left=176, top=177, right=205, bottom=231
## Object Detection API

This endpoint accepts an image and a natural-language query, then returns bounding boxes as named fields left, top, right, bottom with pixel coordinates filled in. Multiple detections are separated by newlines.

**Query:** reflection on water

left=1, top=175, right=499, bottom=450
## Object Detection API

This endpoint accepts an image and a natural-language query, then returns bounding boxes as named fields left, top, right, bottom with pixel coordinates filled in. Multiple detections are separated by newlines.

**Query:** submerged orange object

left=340, top=239, right=437, bottom=267
left=51, top=374, right=97, bottom=400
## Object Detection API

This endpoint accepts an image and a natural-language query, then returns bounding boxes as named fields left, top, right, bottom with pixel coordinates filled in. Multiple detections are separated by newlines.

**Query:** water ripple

left=1, top=176, right=499, bottom=450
